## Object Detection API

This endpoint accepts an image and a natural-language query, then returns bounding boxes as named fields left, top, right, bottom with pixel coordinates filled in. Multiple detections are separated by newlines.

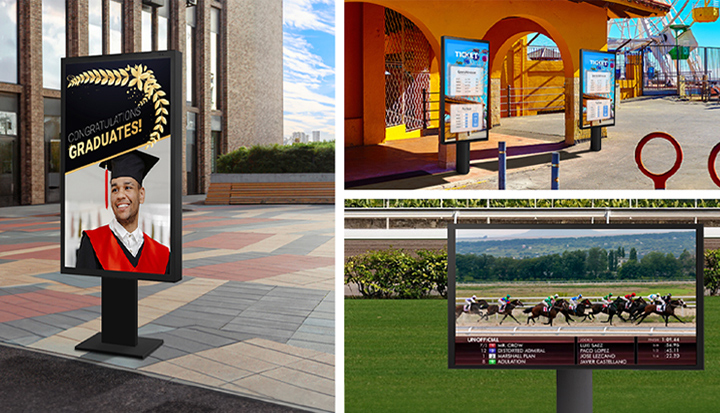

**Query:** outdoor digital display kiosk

left=580, top=49, right=617, bottom=151
left=448, top=224, right=703, bottom=410
left=440, top=36, right=490, bottom=174
left=61, top=51, right=182, bottom=358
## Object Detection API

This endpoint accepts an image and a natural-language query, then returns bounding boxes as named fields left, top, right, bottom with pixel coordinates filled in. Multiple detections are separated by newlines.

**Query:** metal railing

left=500, top=85, right=564, bottom=117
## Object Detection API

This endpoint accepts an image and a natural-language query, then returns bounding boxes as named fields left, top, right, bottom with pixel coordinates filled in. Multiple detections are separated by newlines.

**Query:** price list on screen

left=455, top=336, right=696, bottom=367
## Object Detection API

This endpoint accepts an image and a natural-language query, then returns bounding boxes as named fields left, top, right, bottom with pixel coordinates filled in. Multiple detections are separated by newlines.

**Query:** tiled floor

left=0, top=199, right=335, bottom=412
left=345, top=132, right=565, bottom=188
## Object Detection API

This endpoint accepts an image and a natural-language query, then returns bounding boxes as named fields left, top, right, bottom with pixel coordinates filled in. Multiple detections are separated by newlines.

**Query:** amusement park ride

left=608, top=0, right=719, bottom=88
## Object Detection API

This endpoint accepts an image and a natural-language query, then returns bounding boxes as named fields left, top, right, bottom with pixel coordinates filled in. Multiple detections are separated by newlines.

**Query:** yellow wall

left=347, top=0, right=610, bottom=145
left=501, top=38, right=565, bottom=117
left=618, top=54, right=643, bottom=99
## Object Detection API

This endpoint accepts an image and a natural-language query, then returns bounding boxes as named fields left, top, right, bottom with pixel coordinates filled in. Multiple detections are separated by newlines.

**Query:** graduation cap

left=99, top=150, right=159, bottom=208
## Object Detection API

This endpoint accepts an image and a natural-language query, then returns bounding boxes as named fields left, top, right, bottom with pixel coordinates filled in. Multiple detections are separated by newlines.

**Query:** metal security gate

left=384, top=9, right=431, bottom=132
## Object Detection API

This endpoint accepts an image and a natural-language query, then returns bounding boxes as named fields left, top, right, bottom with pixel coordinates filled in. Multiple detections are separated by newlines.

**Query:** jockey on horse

left=569, top=294, right=583, bottom=311
left=620, top=292, right=637, bottom=310
left=463, top=295, right=477, bottom=312
left=498, top=295, right=511, bottom=312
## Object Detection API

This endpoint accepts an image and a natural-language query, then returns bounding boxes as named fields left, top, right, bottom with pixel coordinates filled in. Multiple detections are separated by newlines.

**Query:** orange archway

left=345, top=0, right=667, bottom=177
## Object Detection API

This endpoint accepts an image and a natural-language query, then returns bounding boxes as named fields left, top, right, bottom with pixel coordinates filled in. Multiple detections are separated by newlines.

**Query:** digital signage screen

left=579, top=49, right=616, bottom=129
left=60, top=51, right=182, bottom=282
left=440, top=36, right=490, bottom=144
left=448, top=224, right=703, bottom=369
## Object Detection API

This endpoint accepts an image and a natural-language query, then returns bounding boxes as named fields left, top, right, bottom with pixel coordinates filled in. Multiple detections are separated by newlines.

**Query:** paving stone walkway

left=0, top=198, right=335, bottom=412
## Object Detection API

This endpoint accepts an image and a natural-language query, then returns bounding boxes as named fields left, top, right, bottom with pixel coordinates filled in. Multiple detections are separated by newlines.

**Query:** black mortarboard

left=99, top=150, right=159, bottom=186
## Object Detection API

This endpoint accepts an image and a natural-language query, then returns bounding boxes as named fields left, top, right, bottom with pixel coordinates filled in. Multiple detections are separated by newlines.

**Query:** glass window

left=44, top=98, right=61, bottom=203
left=158, top=1, right=168, bottom=51
left=141, top=6, right=152, bottom=52
left=210, top=8, right=220, bottom=110
left=0, top=1, right=18, bottom=84
left=88, top=0, right=102, bottom=55
left=186, top=7, right=196, bottom=106
left=0, top=93, right=18, bottom=135
left=186, top=112, right=197, bottom=194
left=109, top=0, right=122, bottom=54
left=211, top=115, right=222, bottom=173
left=42, top=0, right=66, bottom=89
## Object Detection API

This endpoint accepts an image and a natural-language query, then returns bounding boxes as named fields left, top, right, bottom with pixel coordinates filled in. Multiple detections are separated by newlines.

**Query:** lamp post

left=668, top=24, right=690, bottom=96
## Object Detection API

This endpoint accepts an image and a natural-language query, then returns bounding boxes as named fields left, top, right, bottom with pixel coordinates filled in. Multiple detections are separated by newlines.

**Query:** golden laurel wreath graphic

left=67, top=65, right=169, bottom=147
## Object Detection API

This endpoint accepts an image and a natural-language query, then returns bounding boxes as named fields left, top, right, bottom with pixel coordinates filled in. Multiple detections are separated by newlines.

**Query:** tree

left=629, top=247, right=637, bottom=262
left=586, top=247, right=606, bottom=278
left=608, top=250, right=617, bottom=272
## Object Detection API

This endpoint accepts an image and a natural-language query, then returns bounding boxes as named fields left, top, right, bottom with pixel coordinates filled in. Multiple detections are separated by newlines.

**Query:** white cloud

left=283, top=0, right=334, bottom=35
left=283, top=29, right=335, bottom=140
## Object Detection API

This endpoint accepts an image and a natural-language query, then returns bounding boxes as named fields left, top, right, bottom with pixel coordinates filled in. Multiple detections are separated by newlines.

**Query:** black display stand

left=76, top=277, right=163, bottom=359
left=557, top=370, right=592, bottom=413
left=590, top=127, right=602, bottom=152
left=456, top=141, right=470, bottom=174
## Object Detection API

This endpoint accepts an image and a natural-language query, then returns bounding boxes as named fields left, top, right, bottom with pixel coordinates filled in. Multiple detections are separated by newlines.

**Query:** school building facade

left=0, top=0, right=282, bottom=206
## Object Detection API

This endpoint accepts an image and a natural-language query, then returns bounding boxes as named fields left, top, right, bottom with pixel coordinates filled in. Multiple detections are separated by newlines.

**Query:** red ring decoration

left=709, top=143, right=720, bottom=188
left=634, top=132, right=683, bottom=190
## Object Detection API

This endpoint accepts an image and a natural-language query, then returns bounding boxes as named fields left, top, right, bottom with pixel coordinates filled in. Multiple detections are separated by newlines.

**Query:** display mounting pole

left=76, top=277, right=163, bottom=359
left=557, top=370, right=592, bottom=413
left=590, top=126, right=602, bottom=151
left=457, top=140, right=470, bottom=174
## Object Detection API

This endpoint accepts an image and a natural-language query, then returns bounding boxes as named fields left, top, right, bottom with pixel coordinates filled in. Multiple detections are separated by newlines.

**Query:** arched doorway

left=483, top=16, right=578, bottom=145
left=345, top=3, right=440, bottom=147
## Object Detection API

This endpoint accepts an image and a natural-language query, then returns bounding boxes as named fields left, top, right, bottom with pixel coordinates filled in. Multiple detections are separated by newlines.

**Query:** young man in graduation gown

left=76, top=150, right=170, bottom=274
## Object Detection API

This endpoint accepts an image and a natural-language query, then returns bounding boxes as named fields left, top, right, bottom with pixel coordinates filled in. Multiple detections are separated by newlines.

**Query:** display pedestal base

left=75, top=277, right=163, bottom=359
left=456, top=141, right=470, bottom=174
left=76, top=333, right=163, bottom=359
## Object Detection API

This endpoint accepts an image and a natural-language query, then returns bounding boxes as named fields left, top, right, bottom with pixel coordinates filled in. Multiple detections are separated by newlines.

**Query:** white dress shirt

left=109, top=219, right=145, bottom=257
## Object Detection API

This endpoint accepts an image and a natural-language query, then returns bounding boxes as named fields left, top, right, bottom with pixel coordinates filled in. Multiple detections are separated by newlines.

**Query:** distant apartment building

left=0, top=0, right=281, bottom=206
left=312, top=130, right=320, bottom=142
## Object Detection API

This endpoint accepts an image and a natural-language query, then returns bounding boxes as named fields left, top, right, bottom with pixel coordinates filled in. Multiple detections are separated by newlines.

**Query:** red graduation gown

left=85, top=225, right=170, bottom=274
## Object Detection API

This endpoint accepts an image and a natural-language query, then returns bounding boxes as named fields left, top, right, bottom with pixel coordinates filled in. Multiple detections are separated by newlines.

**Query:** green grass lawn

left=345, top=297, right=720, bottom=412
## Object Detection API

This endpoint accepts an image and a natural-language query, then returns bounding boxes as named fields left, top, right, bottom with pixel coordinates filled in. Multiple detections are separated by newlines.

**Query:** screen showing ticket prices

left=580, top=49, right=616, bottom=129
left=448, top=224, right=704, bottom=370
left=440, top=36, right=490, bottom=144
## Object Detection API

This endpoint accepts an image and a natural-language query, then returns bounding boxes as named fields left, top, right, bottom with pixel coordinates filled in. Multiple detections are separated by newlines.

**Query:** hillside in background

left=457, top=232, right=695, bottom=259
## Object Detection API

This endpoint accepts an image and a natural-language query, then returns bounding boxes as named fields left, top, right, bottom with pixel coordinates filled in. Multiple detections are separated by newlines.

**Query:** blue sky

left=283, top=0, right=335, bottom=141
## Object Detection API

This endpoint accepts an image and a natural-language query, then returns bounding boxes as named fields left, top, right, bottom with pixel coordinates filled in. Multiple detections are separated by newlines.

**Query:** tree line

left=456, top=246, right=696, bottom=283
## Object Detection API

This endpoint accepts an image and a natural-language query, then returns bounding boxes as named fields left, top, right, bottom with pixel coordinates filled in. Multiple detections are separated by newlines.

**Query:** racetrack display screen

left=448, top=224, right=703, bottom=369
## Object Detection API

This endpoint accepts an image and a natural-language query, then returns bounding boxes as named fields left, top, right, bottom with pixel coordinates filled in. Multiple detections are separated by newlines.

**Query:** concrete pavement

left=347, top=97, right=720, bottom=190
left=0, top=197, right=334, bottom=412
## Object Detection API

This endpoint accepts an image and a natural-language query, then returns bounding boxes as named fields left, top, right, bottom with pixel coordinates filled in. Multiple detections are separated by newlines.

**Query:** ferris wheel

left=608, top=0, right=718, bottom=83
left=608, top=0, right=718, bottom=49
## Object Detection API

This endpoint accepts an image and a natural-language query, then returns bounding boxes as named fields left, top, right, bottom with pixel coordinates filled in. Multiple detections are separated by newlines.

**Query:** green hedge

left=216, top=141, right=334, bottom=173
left=345, top=249, right=447, bottom=299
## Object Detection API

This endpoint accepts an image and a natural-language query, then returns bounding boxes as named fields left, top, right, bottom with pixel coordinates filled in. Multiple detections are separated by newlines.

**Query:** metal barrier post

left=551, top=152, right=560, bottom=190
left=499, top=141, right=507, bottom=190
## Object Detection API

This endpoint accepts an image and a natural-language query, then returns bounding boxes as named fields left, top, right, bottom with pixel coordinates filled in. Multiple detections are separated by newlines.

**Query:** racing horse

left=635, top=299, right=687, bottom=327
left=455, top=302, right=485, bottom=323
left=598, top=297, right=630, bottom=325
left=627, top=297, right=648, bottom=321
left=567, top=298, right=595, bottom=322
left=479, top=299, right=524, bottom=325
left=523, top=300, right=572, bottom=326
